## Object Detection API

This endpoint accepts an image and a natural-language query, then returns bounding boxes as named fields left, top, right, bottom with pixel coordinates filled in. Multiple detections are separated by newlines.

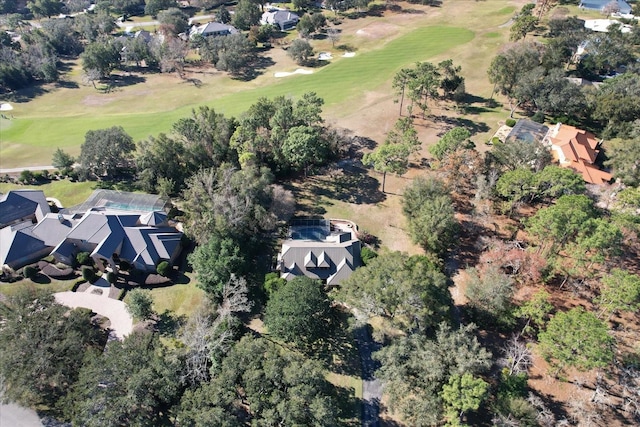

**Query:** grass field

left=1, top=15, right=475, bottom=167
left=0, top=278, right=75, bottom=298
left=0, top=180, right=95, bottom=206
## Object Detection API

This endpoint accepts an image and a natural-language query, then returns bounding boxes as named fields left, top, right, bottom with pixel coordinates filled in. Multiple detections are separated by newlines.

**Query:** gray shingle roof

left=0, top=190, right=49, bottom=228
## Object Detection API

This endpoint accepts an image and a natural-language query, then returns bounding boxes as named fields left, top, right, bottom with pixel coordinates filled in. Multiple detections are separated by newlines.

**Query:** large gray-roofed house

left=0, top=223, right=50, bottom=270
left=52, top=208, right=182, bottom=273
left=0, top=189, right=49, bottom=229
left=278, top=219, right=361, bottom=286
left=1, top=190, right=182, bottom=273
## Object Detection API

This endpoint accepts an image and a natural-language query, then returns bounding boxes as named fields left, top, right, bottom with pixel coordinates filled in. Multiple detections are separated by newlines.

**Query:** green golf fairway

left=0, top=25, right=474, bottom=167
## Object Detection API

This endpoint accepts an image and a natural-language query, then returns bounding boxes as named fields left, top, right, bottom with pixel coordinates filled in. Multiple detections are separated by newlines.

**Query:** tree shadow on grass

left=432, top=115, right=491, bottom=135
left=333, top=385, right=363, bottom=426
left=313, top=308, right=361, bottom=377
left=232, top=55, right=276, bottom=81
left=306, top=161, right=386, bottom=205
left=8, top=85, right=49, bottom=103
left=155, top=310, right=185, bottom=337
left=102, top=74, right=146, bottom=92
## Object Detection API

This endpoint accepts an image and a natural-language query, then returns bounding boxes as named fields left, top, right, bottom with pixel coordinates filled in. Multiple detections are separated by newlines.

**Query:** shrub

left=127, top=288, right=154, bottom=320
left=76, top=252, right=92, bottom=266
left=71, top=279, right=86, bottom=292
left=156, top=261, right=171, bottom=277
left=106, top=271, right=117, bottom=284
left=23, top=266, right=37, bottom=279
left=360, top=247, right=378, bottom=265
left=82, top=266, right=97, bottom=283
left=531, top=111, right=545, bottom=123
left=505, top=118, right=517, bottom=127
left=119, top=260, right=131, bottom=271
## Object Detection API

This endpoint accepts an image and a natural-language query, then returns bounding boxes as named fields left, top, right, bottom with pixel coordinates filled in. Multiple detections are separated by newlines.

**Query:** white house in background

left=189, top=22, right=239, bottom=38
left=277, top=219, right=361, bottom=286
left=261, top=9, right=300, bottom=30
left=584, top=19, right=633, bottom=33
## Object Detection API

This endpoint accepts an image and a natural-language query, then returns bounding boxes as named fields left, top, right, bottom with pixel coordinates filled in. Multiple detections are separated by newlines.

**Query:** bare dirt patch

left=82, top=95, right=116, bottom=107
left=355, top=22, right=402, bottom=39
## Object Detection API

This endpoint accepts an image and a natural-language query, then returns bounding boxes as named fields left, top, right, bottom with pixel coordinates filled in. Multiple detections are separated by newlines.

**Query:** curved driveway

left=54, top=291, right=133, bottom=339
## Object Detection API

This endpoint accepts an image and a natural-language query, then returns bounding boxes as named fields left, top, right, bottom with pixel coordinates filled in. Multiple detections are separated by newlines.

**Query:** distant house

left=505, top=119, right=549, bottom=144
left=261, top=9, right=300, bottom=30
left=189, top=22, right=238, bottom=38
left=544, top=123, right=613, bottom=184
left=0, top=189, right=182, bottom=273
left=277, top=219, right=361, bottom=286
left=579, top=0, right=632, bottom=14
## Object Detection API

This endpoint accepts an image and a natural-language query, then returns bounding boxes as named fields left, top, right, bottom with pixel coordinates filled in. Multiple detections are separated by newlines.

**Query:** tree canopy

left=178, top=336, right=339, bottom=426
left=264, top=276, right=333, bottom=346
left=374, top=322, right=492, bottom=426
left=79, top=126, right=135, bottom=178
left=0, top=289, right=106, bottom=412
left=337, top=252, right=451, bottom=333
left=403, top=177, right=458, bottom=256
left=65, top=332, right=181, bottom=426
left=538, top=307, right=614, bottom=375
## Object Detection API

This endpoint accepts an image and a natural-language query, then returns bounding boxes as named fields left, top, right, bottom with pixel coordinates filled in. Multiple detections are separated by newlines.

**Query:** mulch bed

left=41, top=264, right=74, bottom=278
left=144, top=274, right=172, bottom=286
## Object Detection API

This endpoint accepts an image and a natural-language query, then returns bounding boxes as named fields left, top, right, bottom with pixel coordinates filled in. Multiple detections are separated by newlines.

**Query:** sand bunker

left=274, top=68, right=314, bottom=78
left=318, top=52, right=333, bottom=61
left=342, top=52, right=355, bottom=57
left=0, top=103, right=14, bottom=111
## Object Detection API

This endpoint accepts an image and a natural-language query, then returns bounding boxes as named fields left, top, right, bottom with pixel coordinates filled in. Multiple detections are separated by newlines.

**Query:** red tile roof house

left=544, top=123, right=613, bottom=185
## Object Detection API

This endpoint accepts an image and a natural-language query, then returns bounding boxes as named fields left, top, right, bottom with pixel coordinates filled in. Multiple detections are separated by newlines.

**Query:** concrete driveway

left=54, top=291, right=133, bottom=340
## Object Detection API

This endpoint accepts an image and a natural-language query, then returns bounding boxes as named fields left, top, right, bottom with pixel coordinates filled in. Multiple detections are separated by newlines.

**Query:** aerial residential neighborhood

left=1, top=0, right=639, bottom=426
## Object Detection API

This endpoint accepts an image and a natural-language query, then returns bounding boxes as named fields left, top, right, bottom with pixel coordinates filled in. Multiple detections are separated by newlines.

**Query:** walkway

left=54, top=283, right=133, bottom=340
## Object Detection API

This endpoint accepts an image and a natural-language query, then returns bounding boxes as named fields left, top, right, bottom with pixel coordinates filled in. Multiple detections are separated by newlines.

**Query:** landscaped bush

left=361, top=247, right=378, bottom=265
left=106, top=272, right=117, bottom=284
left=23, top=266, right=37, bottom=279
left=76, top=252, right=92, bottom=266
left=156, top=261, right=171, bottom=277
left=531, top=111, right=545, bottom=123
left=81, top=266, right=97, bottom=284
left=505, top=118, right=517, bottom=127
left=71, top=278, right=86, bottom=292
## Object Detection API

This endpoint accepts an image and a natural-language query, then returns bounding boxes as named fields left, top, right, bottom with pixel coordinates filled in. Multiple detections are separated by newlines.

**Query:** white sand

left=274, top=68, right=314, bottom=78
left=342, top=52, right=356, bottom=57
left=0, top=103, right=13, bottom=111
left=318, top=52, right=333, bottom=61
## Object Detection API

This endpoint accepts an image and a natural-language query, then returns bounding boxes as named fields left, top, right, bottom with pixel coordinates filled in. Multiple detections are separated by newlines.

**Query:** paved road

left=0, top=165, right=55, bottom=174
left=0, top=402, right=44, bottom=427
left=354, top=324, right=382, bottom=427
left=116, top=14, right=216, bottom=31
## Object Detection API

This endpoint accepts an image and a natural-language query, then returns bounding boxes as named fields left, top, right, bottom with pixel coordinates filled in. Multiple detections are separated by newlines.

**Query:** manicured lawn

left=0, top=25, right=474, bottom=167
left=0, top=180, right=95, bottom=207
left=145, top=276, right=205, bottom=318
left=0, top=278, right=75, bottom=298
